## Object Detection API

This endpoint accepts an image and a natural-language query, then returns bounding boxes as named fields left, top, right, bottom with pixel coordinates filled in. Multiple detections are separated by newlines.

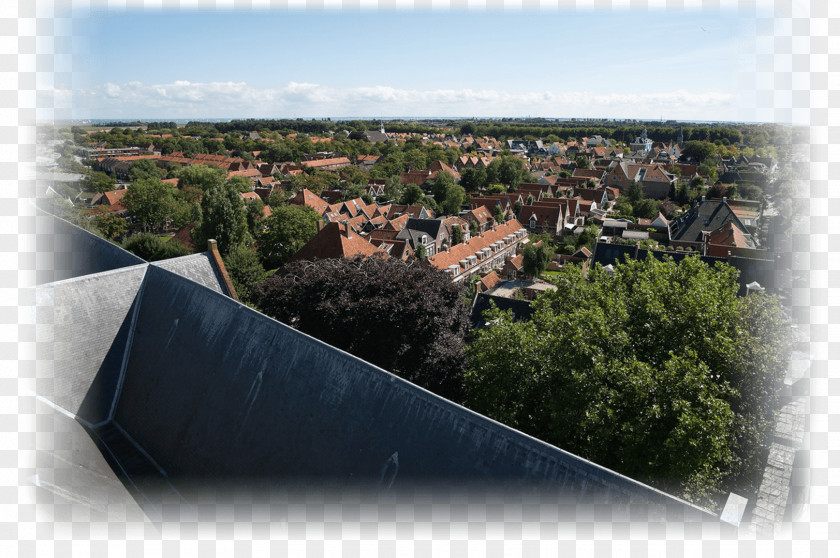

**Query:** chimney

left=206, top=239, right=239, bottom=302
left=722, top=196, right=727, bottom=204
left=701, top=195, right=706, bottom=202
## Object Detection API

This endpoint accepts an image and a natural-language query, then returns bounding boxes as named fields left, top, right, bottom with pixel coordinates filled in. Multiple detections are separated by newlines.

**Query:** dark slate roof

left=35, top=208, right=144, bottom=285
left=470, top=293, right=535, bottom=327
left=397, top=218, right=444, bottom=243
left=362, top=130, right=390, bottom=144
left=34, top=216, right=714, bottom=520
left=152, top=252, right=232, bottom=297
left=669, top=199, right=750, bottom=244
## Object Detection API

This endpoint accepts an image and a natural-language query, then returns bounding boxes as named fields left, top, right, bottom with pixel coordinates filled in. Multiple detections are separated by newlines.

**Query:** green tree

left=122, top=178, right=184, bottom=232
left=487, top=155, right=530, bottom=190
left=85, top=171, right=116, bottom=194
left=122, top=232, right=190, bottom=261
left=400, top=183, right=425, bottom=206
left=681, top=140, right=718, bottom=162
left=174, top=164, right=226, bottom=191
left=698, top=159, right=719, bottom=184
left=223, top=245, right=267, bottom=306
left=493, top=204, right=505, bottom=224
left=575, top=223, right=601, bottom=251
left=192, top=181, right=249, bottom=255
left=384, top=176, right=404, bottom=202
left=465, top=256, right=790, bottom=506
left=244, top=197, right=267, bottom=238
left=574, top=154, right=590, bottom=170
left=227, top=175, right=254, bottom=193
left=256, top=205, right=321, bottom=269
left=738, top=182, right=763, bottom=200
left=414, top=243, right=427, bottom=260
left=93, top=210, right=128, bottom=240
left=128, top=159, right=165, bottom=182
left=632, top=198, right=660, bottom=219
left=521, top=241, right=552, bottom=278
left=430, top=172, right=465, bottom=216
left=627, top=180, right=644, bottom=203
left=451, top=224, right=464, bottom=246
left=459, top=166, right=488, bottom=193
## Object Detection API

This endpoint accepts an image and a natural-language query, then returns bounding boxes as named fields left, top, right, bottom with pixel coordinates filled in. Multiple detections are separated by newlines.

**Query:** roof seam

left=105, top=265, right=149, bottom=425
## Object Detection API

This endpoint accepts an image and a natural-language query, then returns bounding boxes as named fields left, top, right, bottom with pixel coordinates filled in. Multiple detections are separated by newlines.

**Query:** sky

left=67, top=8, right=758, bottom=122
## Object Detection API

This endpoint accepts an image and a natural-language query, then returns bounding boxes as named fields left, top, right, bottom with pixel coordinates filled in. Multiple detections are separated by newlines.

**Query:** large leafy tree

left=256, top=205, right=321, bottom=269
left=430, top=172, right=466, bottom=216
left=459, top=166, right=488, bottom=193
left=192, top=181, right=249, bottom=255
left=681, top=140, right=718, bottom=162
left=122, top=178, right=186, bottom=232
left=128, top=159, right=165, bottom=182
left=174, top=164, right=226, bottom=191
left=122, top=232, right=191, bottom=261
left=92, top=209, right=128, bottom=240
left=223, top=245, right=267, bottom=306
left=487, top=155, right=530, bottom=190
left=253, top=256, right=470, bottom=401
left=521, top=241, right=552, bottom=278
left=400, top=184, right=425, bottom=206
left=85, top=170, right=117, bottom=194
left=465, top=256, right=790, bottom=507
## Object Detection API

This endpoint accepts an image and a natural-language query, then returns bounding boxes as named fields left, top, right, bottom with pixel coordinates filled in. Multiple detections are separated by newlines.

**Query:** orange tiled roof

left=427, top=219, right=524, bottom=273
left=300, top=157, right=351, bottom=168
left=292, top=222, right=387, bottom=261
left=479, top=271, right=501, bottom=291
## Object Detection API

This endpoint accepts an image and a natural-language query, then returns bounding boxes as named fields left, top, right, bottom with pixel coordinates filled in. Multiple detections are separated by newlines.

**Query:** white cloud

left=74, top=80, right=741, bottom=121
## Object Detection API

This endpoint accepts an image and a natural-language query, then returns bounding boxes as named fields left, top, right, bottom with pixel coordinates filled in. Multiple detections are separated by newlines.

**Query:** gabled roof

left=708, top=221, right=752, bottom=248
left=291, top=222, right=387, bottom=261
left=96, top=188, right=128, bottom=207
left=371, top=238, right=412, bottom=261
left=479, top=271, right=502, bottom=291
left=572, top=168, right=605, bottom=180
left=288, top=188, right=330, bottom=215
left=670, top=198, right=752, bottom=245
left=361, top=130, right=389, bottom=143
left=575, top=188, right=608, bottom=203
left=385, top=213, right=411, bottom=231
left=428, top=160, right=460, bottom=181
left=519, top=204, right=563, bottom=227
left=466, top=206, right=493, bottom=225
left=385, top=205, right=430, bottom=220
left=400, top=218, right=445, bottom=240
left=505, top=254, right=524, bottom=271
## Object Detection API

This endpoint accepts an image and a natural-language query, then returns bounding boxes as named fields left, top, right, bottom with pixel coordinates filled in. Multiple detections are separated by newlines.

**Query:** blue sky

left=71, top=9, right=756, bottom=121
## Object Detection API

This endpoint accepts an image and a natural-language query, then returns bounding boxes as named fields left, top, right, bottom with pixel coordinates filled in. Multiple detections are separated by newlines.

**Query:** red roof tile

left=291, top=222, right=387, bottom=261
